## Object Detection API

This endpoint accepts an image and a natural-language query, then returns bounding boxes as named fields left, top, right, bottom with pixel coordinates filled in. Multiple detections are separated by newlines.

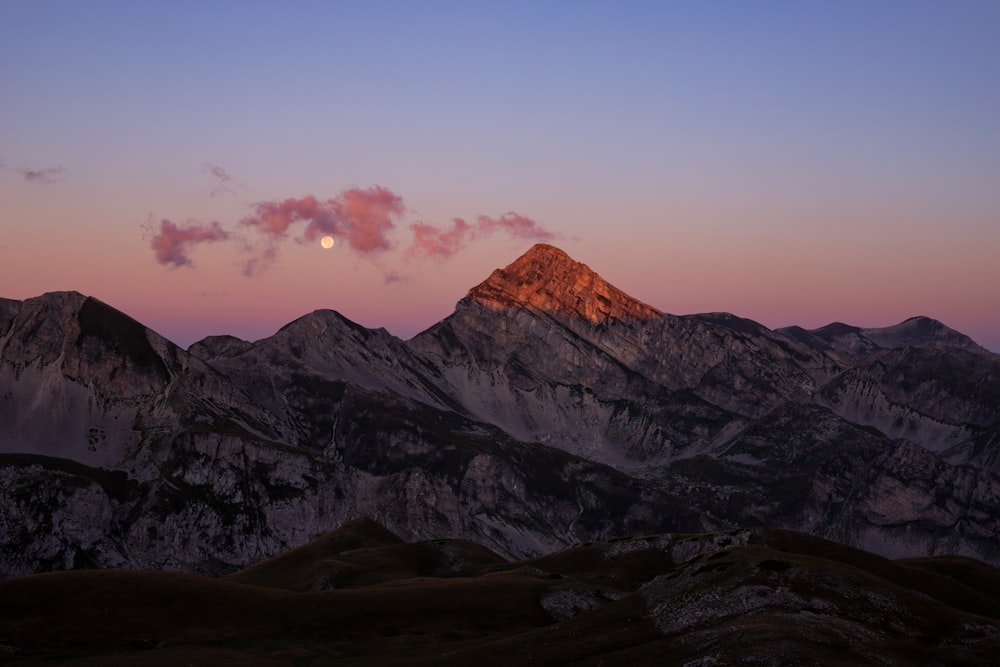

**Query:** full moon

left=320, top=236, right=335, bottom=249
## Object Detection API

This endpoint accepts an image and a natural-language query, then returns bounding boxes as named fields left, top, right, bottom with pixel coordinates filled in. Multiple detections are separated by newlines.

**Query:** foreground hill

left=1, top=244, right=999, bottom=576
left=1, top=519, right=999, bottom=666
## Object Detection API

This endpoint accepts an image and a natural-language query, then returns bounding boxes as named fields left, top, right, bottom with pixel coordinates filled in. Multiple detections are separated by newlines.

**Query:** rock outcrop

left=466, top=243, right=663, bottom=325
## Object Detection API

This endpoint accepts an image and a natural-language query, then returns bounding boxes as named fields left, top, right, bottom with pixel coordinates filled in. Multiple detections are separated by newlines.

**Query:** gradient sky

left=2, top=1, right=999, bottom=351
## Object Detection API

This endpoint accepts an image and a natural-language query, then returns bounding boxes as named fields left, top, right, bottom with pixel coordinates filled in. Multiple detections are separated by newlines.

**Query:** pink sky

left=1, top=3, right=998, bottom=351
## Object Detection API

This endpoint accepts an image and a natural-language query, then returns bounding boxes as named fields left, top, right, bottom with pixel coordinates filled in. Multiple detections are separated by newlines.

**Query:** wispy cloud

left=19, top=166, right=66, bottom=184
left=477, top=212, right=556, bottom=241
left=151, top=219, right=230, bottom=268
left=406, top=212, right=555, bottom=259
left=205, top=163, right=235, bottom=197
left=383, top=271, right=407, bottom=285
left=407, top=219, right=471, bottom=259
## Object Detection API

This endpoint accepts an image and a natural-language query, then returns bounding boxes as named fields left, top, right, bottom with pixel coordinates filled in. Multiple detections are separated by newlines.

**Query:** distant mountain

left=3, top=518, right=1000, bottom=665
left=778, top=315, right=989, bottom=358
left=2, top=244, right=999, bottom=578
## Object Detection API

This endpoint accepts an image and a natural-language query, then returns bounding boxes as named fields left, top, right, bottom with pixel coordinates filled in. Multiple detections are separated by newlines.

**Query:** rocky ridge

left=1, top=244, right=999, bottom=577
left=466, top=243, right=663, bottom=325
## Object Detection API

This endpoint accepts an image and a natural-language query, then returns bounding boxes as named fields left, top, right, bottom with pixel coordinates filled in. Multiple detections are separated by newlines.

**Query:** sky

left=2, top=1, right=999, bottom=352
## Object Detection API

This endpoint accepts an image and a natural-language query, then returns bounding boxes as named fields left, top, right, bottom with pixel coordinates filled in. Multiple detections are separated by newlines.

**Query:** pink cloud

left=405, top=211, right=555, bottom=259
left=146, top=181, right=554, bottom=277
left=240, top=186, right=404, bottom=273
left=151, top=219, right=230, bottom=268
left=406, top=218, right=472, bottom=259
left=20, top=166, right=66, bottom=183
left=242, top=195, right=328, bottom=237
left=309, top=186, right=404, bottom=253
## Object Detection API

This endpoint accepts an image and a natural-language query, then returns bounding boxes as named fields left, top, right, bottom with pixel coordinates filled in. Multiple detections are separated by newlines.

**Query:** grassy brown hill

left=227, top=517, right=505, bottom=591
left=2, top=520, right=999, bottom=666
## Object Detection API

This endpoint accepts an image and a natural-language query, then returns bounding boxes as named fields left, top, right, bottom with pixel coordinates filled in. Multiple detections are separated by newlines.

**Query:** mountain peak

left=776, top=315, right=988, bottom=356
left=466, top=244, right=662, bottom=324
left=863, top=315, right=986, bottom=352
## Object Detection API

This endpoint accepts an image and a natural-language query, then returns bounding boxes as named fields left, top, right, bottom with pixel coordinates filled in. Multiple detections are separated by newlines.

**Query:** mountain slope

left=407, top=245, right=1000, bottom=562
left=2, top=244, right=999, bottom=578
left=816, top=344, right=1000, bottom=472
left=0, top=290, right=708, bottom=575
left=2, top=520, right=999, bottom=666
left=409, top=246, right=838, bottom=469
left=778, top=315, right=989, bottom=358
left=0, top=292, right=280, bottom=472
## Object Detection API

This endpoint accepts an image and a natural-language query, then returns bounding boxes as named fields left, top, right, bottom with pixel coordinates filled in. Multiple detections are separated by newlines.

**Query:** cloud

left=151, top=219, right=230, bottom=268
left=476, top=212, right=556, bottom=241
left=240, top=186, right=404, bottom=273
left=406, top=218, right=472, bottom=259
left=147, top=182, right=558, bottom=277
left=316, top=186, right=405, bottom=253
left=242, top=195, right=327, bottom=237
left=205, top=163, right=234, bottom=196
left=20, top=166, right=66, bottom=183
left=240, top=241, right=279, bottom=277
left=383, top=271, right=407, bottom=285
left=405, top=212, right=554, bottom=259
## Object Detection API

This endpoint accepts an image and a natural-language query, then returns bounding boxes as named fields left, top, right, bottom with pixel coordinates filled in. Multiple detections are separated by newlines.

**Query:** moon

left=320, top=235, right=335, bottom=249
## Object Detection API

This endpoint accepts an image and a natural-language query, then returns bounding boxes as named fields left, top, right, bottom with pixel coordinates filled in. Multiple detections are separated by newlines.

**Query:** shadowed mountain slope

left=226, top=516, right=505, bottom=592
left=2, top=520, right=999, bottom=666
left=2, top=244, right=999, bottom=578
left=778, top=315, right=989, bottom=358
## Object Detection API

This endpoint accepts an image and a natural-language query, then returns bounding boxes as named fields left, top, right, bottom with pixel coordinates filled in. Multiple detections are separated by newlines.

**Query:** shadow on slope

left=3, top=520, right=1000, bottom=666
left=226, top=517, right=505, bottom=591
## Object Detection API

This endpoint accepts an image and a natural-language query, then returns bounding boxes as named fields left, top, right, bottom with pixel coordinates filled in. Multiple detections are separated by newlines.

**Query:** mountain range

left=2, top=243, right=999, bottom=580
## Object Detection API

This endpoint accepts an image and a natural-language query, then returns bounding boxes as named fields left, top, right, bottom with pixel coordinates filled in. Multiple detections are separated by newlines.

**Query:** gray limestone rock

left=1, top=245, right=998, bottom=577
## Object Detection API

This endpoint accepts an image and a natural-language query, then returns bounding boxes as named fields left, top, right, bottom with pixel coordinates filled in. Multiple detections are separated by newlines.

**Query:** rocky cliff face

left=816, top=345, right=1000, bottom=471
left=466, top=243, right=663, bottom=325
left=0, top=289, right=704, bottom=576
left=2, top=245, right=999, bottom=576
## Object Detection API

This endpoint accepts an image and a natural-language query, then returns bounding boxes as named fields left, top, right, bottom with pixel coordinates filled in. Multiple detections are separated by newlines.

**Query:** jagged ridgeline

left=1, top=244, right=999, bottom=577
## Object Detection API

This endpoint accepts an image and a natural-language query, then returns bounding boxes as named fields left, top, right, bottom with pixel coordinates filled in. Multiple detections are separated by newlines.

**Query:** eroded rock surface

left=2, top=245, right=999, bottom=576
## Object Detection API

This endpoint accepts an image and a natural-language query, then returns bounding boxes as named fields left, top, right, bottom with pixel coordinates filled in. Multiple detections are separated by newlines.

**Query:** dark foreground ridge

left=2, top=518, right=999, bottom=666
